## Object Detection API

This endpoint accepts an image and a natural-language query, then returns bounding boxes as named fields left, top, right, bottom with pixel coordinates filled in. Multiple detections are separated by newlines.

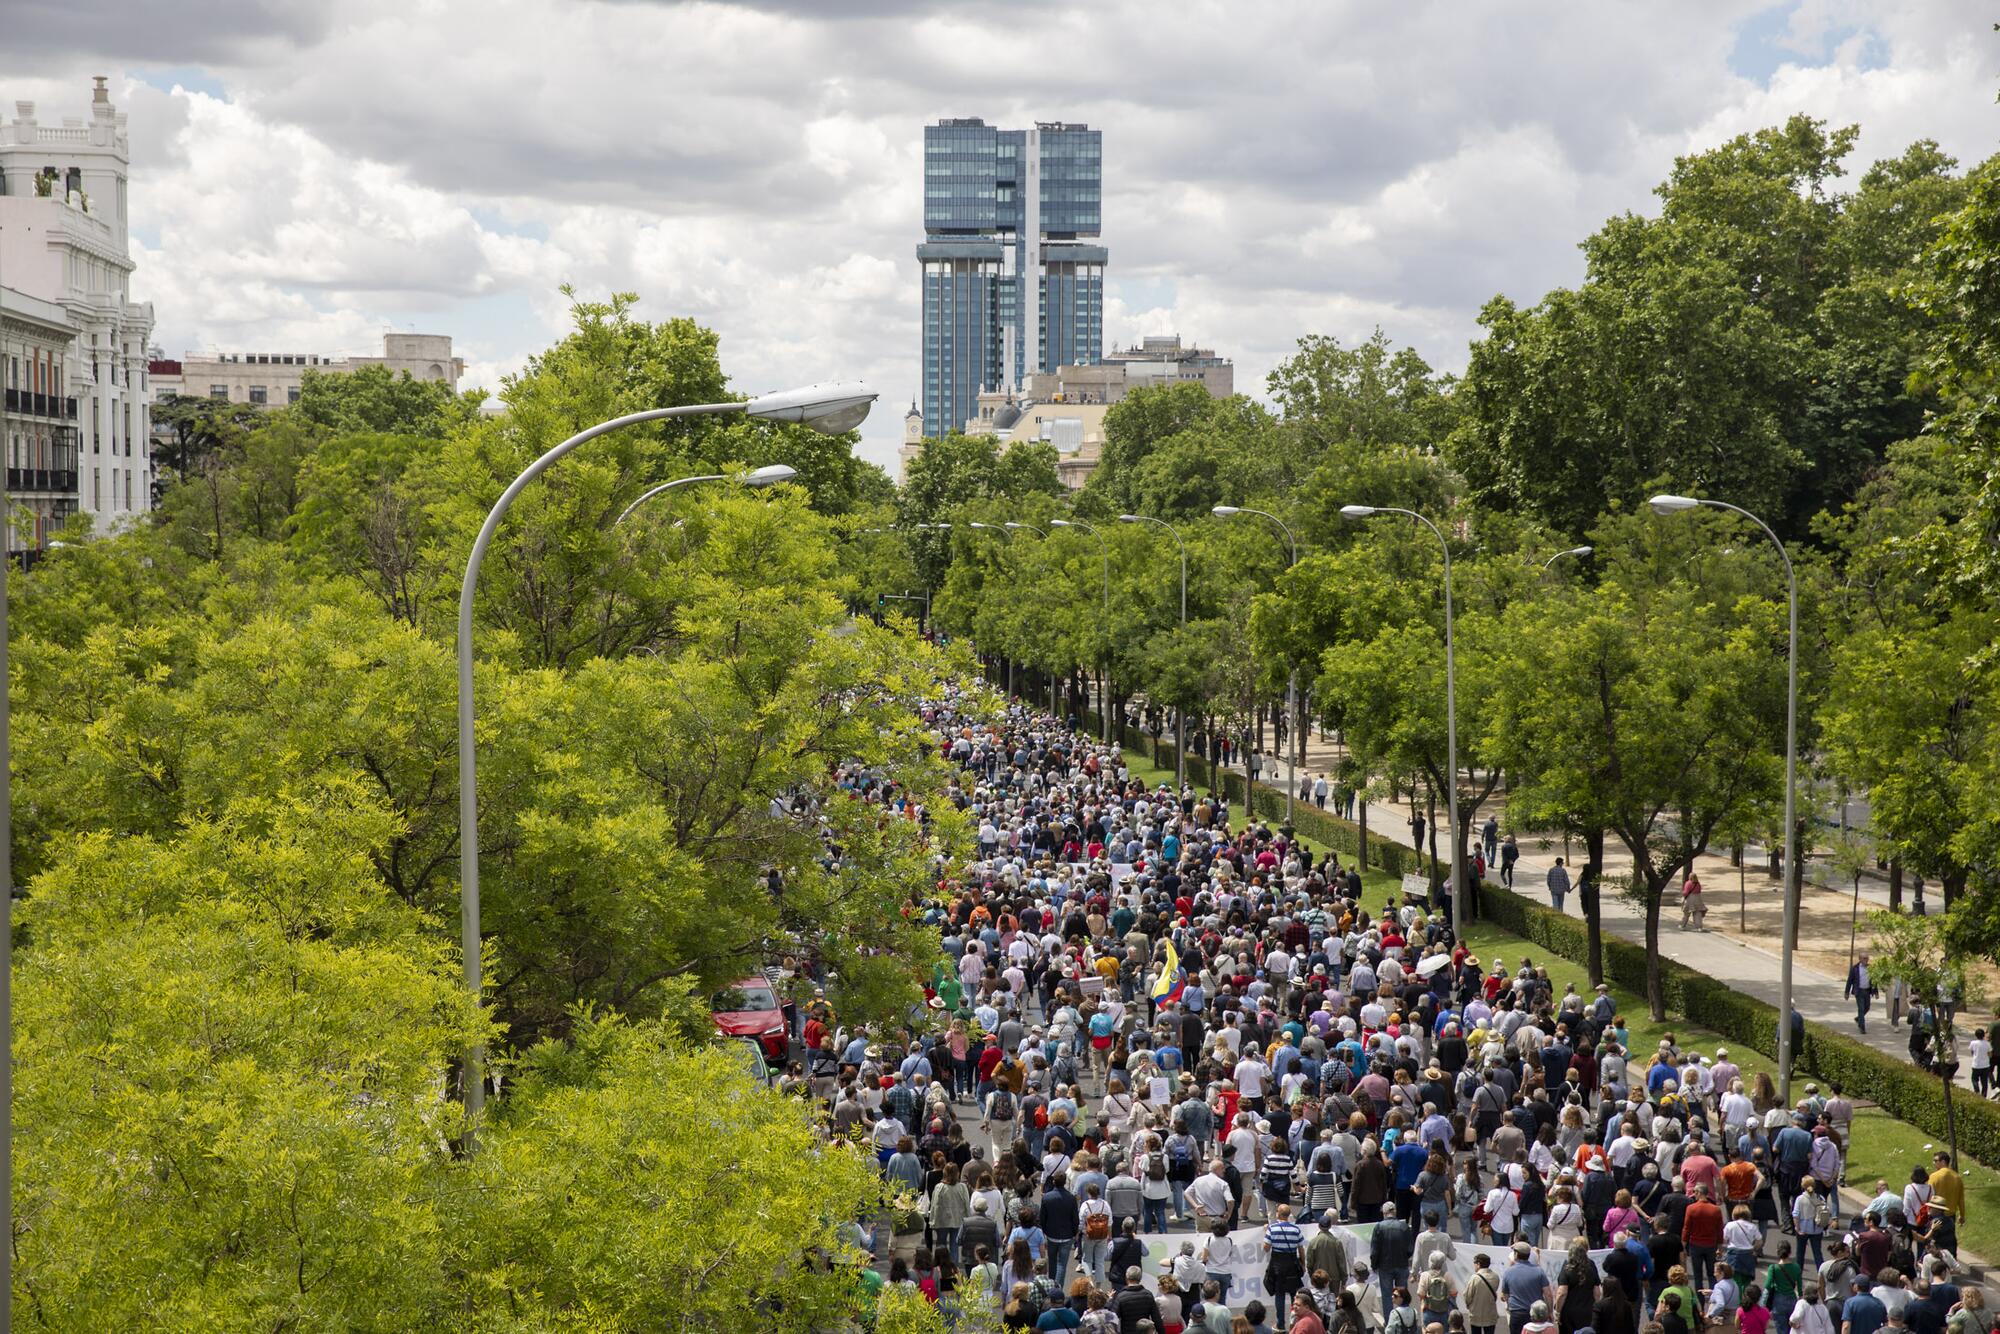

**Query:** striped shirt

left=1266, top=1218, right=1304, bottom=1252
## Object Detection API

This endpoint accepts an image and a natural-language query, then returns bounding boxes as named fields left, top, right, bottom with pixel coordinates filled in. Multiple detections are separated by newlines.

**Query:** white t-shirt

left=1227, top=1126, right=1260, bottom=1173
left=1971, top=1038, right=1992, bottom=1071
left=1234, top=1057, right=1268, bottom=1099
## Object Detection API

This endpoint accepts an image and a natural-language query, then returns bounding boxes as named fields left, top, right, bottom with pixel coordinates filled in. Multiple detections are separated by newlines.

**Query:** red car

left=711, top=977, right=788, bottom=1062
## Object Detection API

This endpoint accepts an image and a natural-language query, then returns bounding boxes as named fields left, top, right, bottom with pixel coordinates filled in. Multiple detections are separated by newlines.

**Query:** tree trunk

left=1583, top=827, right=1606, bottom=986
left=1358, top=799, right=1370, bottom=872
left=1641, top=869, right=1668, bottom=1021
left=1943, top=869, right=1964, bottom=911
left=1889, top=858, right=1903, bottom=910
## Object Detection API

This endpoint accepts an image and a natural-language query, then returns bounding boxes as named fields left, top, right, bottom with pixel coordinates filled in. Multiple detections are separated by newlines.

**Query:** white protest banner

left=1400, top=873, right=1431, bottom=900
left=1132, top=1221, right=1605, bottom=1310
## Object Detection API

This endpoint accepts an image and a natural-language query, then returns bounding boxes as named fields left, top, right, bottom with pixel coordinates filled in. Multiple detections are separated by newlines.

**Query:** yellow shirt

left=1929, top=1166, right=1965, bottom=1221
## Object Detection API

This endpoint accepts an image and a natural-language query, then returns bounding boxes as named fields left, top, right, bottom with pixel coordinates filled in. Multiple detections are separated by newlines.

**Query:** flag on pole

left=1150, top=938, right=1186, bottom=1005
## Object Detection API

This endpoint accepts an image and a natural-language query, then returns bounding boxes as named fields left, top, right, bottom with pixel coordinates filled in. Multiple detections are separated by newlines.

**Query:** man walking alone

left=1846, top=954, right=1876, bottom=1034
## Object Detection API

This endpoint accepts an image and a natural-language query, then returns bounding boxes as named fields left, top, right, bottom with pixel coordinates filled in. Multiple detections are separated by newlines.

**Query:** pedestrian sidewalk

left=1259, top=731, right=1998, bottom=1096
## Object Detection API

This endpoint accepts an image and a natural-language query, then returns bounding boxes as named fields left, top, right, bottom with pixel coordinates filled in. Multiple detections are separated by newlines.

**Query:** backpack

left=989, top=1090, right=1016, bottom=1121
left=1423, top=1273, right=1452, bottom=1307
left=1146, top=1153, right=1167, bottom=1182
left=1168, top=1136, right=1196, bottom=1168
left=1085, top=1208, right=1112, bottom=1240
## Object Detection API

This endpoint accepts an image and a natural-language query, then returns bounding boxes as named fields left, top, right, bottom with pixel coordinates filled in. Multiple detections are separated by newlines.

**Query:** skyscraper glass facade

left=918, top=118, right=1105, bottom=438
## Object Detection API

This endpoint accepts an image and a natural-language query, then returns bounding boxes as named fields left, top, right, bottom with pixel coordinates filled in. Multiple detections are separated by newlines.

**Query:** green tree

left=291, top=362, right=482, bottom=436
left=1266, top=327, right=1456, bottom=450
left=1489, top=581, right=1784, bottom=1017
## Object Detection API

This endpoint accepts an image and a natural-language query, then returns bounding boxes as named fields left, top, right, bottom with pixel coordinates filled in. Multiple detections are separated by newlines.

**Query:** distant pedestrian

left=1482, top=816, right=1500, bottom=864
left=1546, top=859, right=1570, bottom=914
left=1845, top=954, right=1876, bottom=1034
left=1315, top=774, right=1330, bottom=810
left=1501, top=834, right=1520, bottom=888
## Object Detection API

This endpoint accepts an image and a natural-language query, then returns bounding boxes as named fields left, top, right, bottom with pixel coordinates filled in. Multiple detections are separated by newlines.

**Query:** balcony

left=7, top=468, right=79, bottom=494
left=2, top=388, right=80, bottom=420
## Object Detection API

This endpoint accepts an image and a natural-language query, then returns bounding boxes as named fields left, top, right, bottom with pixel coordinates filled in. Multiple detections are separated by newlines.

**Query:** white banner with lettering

left=1135, top=1221, right=1605, bottom=1309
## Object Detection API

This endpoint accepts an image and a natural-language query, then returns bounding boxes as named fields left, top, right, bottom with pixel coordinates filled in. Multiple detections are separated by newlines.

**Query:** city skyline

left=2, top=1, right=1995, bottom=470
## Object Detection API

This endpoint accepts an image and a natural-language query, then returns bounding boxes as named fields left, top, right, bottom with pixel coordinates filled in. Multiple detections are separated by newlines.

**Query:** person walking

left=1846, top=955, right=1876, bottom=1035
left=1500, top=833, right=1520, bottom=888
left=1546, top=859, right=1571, bottom=915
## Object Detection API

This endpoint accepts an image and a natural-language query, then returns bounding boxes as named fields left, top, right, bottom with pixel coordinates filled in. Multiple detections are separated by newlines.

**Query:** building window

left=249, top=385, right=268, bottom=405
left=210, top=385, right=229, bottom=400
left=288, top=386, right=301, bottom=404
left=93, top=468, right=101, bottom=509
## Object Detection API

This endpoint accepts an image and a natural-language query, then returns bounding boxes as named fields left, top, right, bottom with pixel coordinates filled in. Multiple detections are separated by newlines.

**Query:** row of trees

left=887, top=117, right=1999, bottom=1021
left=16, top=295, right=960, bottom=1325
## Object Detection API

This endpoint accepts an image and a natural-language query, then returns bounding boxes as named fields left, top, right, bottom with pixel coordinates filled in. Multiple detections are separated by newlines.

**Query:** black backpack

left=989, top=1090, right=1016, bottom=1121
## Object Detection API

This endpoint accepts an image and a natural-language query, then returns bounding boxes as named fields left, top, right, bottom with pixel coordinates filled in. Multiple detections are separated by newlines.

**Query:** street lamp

left=1542, top=545, right=1593, bottom=571
left=1341, top=503, right=1461, bottom=944
left=1003, top=523, right=1060, bottom=714
left=1051, top=518, right=1112, bottom=744
left=1214, top=504, right=1301, bottom=824
left=613, top=463, right=796, bottom=526
left=967, top=523, right=1018, bottom=697
left=456, top=382, right=872, bottom=1141
left=1119, top=514, right=1188, bottom=788
left=1650, top=492, right=1801, bottom=1101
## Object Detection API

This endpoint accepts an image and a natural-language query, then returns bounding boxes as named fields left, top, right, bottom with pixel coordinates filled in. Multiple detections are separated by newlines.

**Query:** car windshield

left=713, top=982, right=778, bottom=1012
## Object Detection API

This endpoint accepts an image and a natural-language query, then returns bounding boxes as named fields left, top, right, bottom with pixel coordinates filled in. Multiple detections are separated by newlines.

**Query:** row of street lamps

left=940, top=493, right=1802, bottom=1100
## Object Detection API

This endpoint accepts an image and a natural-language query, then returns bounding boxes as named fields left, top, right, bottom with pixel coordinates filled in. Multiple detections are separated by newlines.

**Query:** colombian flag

left=1151, top=939, right=1186, bottom=1005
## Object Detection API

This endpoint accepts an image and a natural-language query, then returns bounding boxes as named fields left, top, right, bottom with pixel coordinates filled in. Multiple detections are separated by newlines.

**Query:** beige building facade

left=152, top=331, right=466, bottom=409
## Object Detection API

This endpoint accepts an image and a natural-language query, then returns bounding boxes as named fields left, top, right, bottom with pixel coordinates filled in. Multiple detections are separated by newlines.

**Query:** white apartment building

left=0, top=78, right=155, bottom=541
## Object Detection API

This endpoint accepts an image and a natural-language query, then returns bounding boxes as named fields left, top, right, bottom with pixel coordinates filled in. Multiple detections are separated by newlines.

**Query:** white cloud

left=6, top=0, right=1996, bottom=470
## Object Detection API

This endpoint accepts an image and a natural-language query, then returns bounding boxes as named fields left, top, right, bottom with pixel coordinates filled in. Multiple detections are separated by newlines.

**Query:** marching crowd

left=791, top=694, right=1987, bottom=1334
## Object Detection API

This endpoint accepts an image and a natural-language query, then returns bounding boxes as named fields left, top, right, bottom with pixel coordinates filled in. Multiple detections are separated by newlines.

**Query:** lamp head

left=741, top=464, right=797, bottom=487
left=1572, top=545, right=1594, bottom=557
left=1212, top=505, right=1241, bottom=518
left=970, top=522, right=996, bottom=530
left=1049, top=519, right=1075, bottom=528
left=1649, top=494, right=1700, bottom=516
left=1004, top=522, right=1031, bottom=531
left=1338, top=505, right=1376, bottom=520
left=743, top=381, right=877, bottom=435
left=1117, top=514, right=1144, bottom=524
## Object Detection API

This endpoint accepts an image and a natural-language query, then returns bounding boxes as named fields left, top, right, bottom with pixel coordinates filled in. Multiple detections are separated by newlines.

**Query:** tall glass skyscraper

left=918, top=118, right=1105, bottom=439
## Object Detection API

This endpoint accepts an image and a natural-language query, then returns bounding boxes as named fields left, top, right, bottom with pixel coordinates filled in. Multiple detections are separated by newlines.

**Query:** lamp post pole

left=1119, top=515, right=1187, bottom=789
left=1650, top=493, right=1800, bottom=1102
left=968, top=522, right=1016, bottom=699
left=1341, top=504, right=1460, bottom=945
left=1005, top=522, right=1059, bottom=717
left=1214, top=505, right=1300, bottom=826
left=1051, top=518, right=1111, bottom=744
left=457, top=384, right=871, bottom=1143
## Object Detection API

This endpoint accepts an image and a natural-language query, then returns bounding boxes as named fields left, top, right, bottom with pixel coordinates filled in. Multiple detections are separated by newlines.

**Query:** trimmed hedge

left=1477, top=883, right=2000, bottom=1169
left=1066, top=698, right=1999, bottom=1164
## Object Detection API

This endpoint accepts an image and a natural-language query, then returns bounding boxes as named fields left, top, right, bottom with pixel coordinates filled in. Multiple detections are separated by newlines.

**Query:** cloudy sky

left=5, top=1, right=1995, bottom=469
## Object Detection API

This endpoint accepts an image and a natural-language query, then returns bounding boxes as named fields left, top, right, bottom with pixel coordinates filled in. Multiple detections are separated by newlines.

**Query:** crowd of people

left=790, top=694, right=1988, bottom=1334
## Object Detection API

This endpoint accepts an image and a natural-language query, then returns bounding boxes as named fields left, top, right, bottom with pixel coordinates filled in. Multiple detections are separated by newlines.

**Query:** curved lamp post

left=1650, top=492, right=1800, bottom=1102
left=1051, top=518, right=1112, bottom=744
left=613, top=463, right=796, bottom=526
left=457, top=382, right=873, bottom=1140
left=1542, top=545, right=1593, bottom=572
left=1340, top=503, right=1460, bottom=944
left=1119, top=514, right=1188, bottom=788
left=1215, top=504, right=1301, bottom=824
